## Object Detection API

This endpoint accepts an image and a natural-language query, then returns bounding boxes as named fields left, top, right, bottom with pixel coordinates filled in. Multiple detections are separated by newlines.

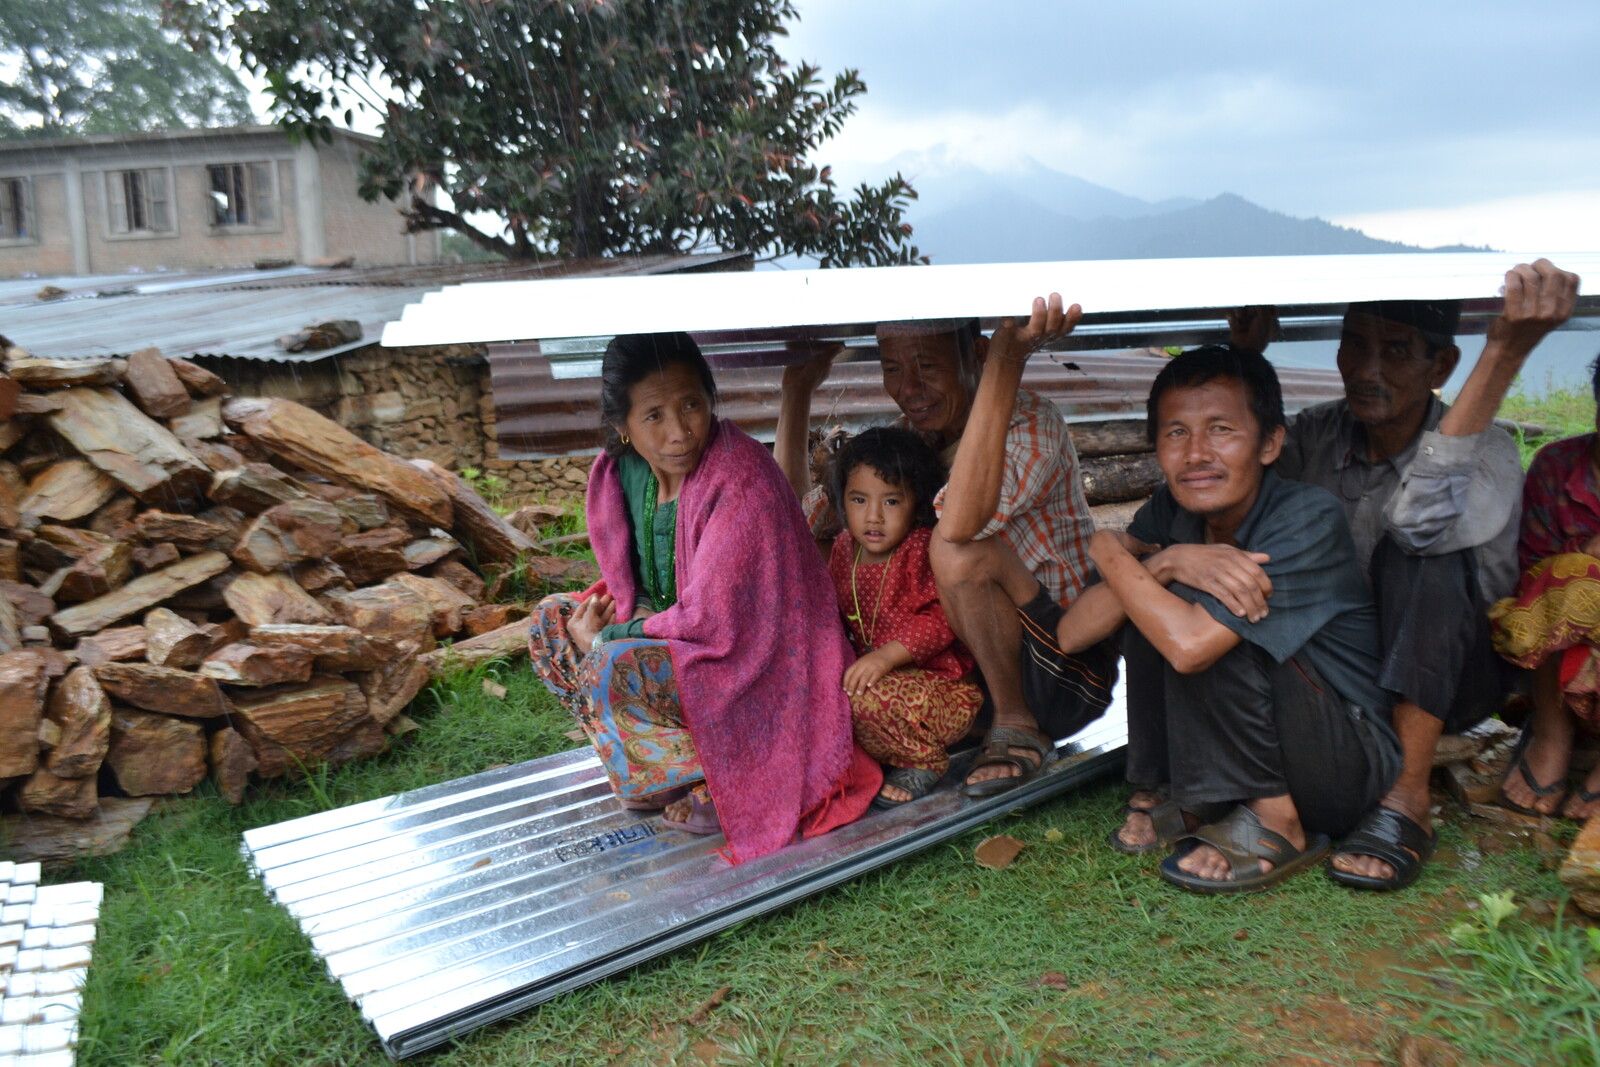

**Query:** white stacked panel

left=0, top=862, right=102, bottom=1067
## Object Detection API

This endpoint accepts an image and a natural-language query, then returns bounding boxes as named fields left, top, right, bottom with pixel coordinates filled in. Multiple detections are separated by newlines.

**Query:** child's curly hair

left=825, top=426, right=946, bottom=529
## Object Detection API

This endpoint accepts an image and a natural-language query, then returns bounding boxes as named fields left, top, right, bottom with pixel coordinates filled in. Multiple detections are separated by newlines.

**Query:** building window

left=107, top=168, right=173, bottom=234
left=0, top=178, right=28, bottom=240
left=207, top=162, right=277, bottom=227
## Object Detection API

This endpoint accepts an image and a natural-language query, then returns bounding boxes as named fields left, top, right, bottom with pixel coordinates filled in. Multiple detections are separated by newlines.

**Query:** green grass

left=51, top=661, right=1591, bottom=1067
left=1490, top=377, right=1596, bottom=467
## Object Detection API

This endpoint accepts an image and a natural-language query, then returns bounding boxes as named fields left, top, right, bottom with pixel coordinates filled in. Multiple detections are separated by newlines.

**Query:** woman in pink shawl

left=528, top=332, right=881, bottom=863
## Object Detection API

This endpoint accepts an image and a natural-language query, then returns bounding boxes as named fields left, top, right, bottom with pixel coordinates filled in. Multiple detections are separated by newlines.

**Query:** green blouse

left=597, top=452, right=678, bottom=643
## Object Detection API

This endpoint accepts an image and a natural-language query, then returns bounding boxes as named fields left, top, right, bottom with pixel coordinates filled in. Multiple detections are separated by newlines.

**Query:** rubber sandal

left=620, top=784, right=692, bottom=811
left=1499, top=728, right=1566, bottom=817
left=660, top=792, right=721, bottom=835
left=1107, top=798, right=1190, bottom=856
left=960, top=724, right=1055, bottom=798
left=1325, top=806, right=1436, bottom=892
left=1158, top=806, right=1330, bottom=895
left=871, top=766, right=943, bottom=810
left=1563, top=785, right=1600, bottom=821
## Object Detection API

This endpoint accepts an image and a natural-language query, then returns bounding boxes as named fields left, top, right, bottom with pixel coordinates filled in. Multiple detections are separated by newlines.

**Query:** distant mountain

left=875, top=148, right=1487, bottom=264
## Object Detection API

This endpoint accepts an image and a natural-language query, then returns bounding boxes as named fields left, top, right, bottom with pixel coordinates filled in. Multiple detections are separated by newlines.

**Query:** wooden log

left=0, top=651, right=47, bottom=777
left=95, top=662, right=231, bottom=719
left=200, top=641, right=315, bottom=687
left=123, top=347, right=191, bottom=420
left=223, top=397, right=452, bottom=526
left=167, top=397, right=223, bottom=440
left=230, top=499, right=350, bottom=573
left=418, top=619, right=529, bottom=679
left=1066, top=418, right=1153, bottom=458
left=1081, top=453, right=1163, bottom=505
left=73, top=625, right=147, bottom=669
left=18, top=459, right=119, bottom=522
left=46, top=386, right=210, bottom=504
left=8, top=357, right=126, bottom=388
left=223, top=571, right=332, bottom=627
left=429, top=559, right=486, bottom=601
left=133, top=510, right=234, bottom=553
left=43, top=666, right=111, bottom=779
left=56, top=541, right=134, bottom=603
left=104, top=707, right=207, bottom=796
left=49, top=551, right=231, bottom=638
left=167, top=357, right=231, bottom=397
left=144, top=607, right=211, bottom=668
left=17, top=767, right=97, bottom=820
left=230, top=676, right=383, bottom=779
left=410, top=458, right=535, bottom=564
left=249, top=623, right=381, bottom=672
left=209, top=727, right=257, bottom=805
left=330, top=527, right=411, bottom=585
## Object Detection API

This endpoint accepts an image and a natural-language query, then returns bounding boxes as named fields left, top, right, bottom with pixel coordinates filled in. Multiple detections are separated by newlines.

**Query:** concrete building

left=0, top=126, right=441, bottom=278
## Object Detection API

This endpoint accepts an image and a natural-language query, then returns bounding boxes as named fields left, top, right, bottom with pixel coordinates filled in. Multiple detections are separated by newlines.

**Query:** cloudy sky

left=780, top=0, right=1600, bottom=251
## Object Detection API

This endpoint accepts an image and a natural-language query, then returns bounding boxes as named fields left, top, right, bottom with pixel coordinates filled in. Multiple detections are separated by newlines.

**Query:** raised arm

left=936, top=293, right=1082, bottom=544
left=1438, top=258, right=1579, bottom=438
left=772, top=341, right=846, bottom=499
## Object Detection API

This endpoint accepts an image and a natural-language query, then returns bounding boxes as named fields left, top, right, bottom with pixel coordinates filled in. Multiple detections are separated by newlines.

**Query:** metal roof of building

left=0, top=253, right=753, bottom=364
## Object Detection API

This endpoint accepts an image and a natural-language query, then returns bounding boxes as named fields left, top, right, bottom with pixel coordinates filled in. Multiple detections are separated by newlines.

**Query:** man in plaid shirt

left=777, top=301, right=1111, bottom=797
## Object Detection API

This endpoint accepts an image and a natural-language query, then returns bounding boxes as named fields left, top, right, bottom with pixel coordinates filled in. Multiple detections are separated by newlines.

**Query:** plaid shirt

left=805, top=388, right=1095, bottom=603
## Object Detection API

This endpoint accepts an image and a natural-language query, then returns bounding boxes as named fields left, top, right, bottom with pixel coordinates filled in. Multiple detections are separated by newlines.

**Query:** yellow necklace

left=847, top=541, right=892, bottom=648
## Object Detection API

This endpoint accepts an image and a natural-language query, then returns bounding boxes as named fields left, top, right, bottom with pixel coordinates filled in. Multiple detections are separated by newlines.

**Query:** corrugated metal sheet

left=489, top=345, right=1348, bottom=458
left=1, top=253, right=751, bottom=364
left=244, top=693, right=1128, bottom=1059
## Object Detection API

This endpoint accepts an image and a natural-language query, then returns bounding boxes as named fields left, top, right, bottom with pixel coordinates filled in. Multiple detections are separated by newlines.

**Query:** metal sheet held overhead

left=244, top=693, right=1129, bottom=1058
left=381, top=251, right=1600, bottom=350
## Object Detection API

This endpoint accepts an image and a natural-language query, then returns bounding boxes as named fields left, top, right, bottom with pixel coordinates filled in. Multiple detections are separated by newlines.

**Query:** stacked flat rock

left=0, top=346, right=592, bottom=830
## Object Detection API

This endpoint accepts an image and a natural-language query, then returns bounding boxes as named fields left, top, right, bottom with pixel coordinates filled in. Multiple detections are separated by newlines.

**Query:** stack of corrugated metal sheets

left=244, top=695, right=1127, bottom=1058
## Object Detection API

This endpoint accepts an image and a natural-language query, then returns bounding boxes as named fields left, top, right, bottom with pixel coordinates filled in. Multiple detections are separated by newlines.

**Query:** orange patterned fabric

left=848, top=666, right=983, bottom=774
left=1489, top=553, right=1600, bottom=725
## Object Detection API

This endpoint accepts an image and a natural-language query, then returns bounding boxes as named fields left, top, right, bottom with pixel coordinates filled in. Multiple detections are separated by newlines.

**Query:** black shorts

left=1016, top=583, right=1117, bottom=740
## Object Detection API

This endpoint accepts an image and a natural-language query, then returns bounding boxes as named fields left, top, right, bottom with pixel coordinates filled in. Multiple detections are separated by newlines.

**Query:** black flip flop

left=1500, top=728, right=1566, bottom=817
left=871, top=766, right=942, bottom=810
left=1107, top=798, right=1188, bottom=856
left=960, top=725, right=1055, bottom=798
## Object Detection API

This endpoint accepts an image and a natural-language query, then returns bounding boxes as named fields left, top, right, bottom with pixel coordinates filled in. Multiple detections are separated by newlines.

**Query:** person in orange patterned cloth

left=824, top=426, right=983, bottom=808
left=1490, top=353, right=1600, bottom=821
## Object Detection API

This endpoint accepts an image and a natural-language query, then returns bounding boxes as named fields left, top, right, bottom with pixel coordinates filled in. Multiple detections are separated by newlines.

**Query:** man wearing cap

left=1131, top=259, right=1579, bottom=890
left=775, top=305, right=1113, bottom=800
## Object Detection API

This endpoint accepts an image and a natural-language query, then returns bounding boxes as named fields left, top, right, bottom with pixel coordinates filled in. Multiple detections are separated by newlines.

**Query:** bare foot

left=1113, top=790, right=1166, bottom=850
left=1176, top=803, right=1303, bottom=884
left=1328, top=785, right=1432, bottom=882
left=663, top=796, right=692, bottom=823
left=1562, top=763, right=1600, bottom=821
left=1502, top=730, right=1572, bottom=816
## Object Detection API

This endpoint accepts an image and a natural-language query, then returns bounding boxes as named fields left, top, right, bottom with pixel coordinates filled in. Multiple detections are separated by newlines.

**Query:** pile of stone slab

left=0, top=343, right=590, bottom=828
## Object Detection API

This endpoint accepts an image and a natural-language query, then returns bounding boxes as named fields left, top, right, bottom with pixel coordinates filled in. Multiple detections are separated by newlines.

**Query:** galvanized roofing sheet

left=0, top=253, right=752, bottom=363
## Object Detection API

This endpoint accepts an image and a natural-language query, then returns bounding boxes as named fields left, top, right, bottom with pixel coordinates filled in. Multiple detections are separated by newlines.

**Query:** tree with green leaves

left=0, top=0, right=253, bottom=140
left=172, top=0, right=920, bottom=266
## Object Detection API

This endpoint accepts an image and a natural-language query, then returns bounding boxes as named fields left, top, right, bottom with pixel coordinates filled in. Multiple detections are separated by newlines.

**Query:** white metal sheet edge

left=380, top=251, right=1600, bottom=347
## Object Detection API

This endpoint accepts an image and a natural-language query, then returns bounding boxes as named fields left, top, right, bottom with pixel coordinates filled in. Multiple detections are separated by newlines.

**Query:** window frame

left=205, top=160, right=282, bottom=234
left=104, top=166, right=177, bottom=240
left=0, top=176, right=35, bottom=245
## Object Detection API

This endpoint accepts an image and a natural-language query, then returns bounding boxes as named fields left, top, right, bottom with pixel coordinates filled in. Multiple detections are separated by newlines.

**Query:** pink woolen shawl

left=586, top=418, right=869, bottom=862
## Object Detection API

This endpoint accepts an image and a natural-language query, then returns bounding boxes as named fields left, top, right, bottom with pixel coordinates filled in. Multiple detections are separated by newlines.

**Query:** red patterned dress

left=828, top=526, right=983, bottom=773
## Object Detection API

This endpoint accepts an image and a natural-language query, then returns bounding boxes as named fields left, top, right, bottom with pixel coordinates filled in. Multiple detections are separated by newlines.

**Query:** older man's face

left=1335, top=312, right=1456, bottom=434
left=877, top=331, right=973, bottom=440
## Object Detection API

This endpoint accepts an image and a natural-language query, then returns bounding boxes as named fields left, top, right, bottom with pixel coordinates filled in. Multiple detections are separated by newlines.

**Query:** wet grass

left=1493, top=378, right=1595, bottom=468
left=54, top=667, right=1592, bottom=1067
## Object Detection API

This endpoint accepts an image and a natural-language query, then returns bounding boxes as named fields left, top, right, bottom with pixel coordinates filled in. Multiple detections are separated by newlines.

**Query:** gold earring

left=621, top=434, right=630, bottom=445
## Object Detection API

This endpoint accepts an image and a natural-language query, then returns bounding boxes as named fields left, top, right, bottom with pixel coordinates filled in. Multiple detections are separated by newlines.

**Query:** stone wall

left=195, top=343, right=591, bottom=506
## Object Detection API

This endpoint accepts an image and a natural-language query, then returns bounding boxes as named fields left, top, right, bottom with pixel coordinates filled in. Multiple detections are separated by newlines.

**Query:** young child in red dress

left=825, top=427, right=984, bottom=808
